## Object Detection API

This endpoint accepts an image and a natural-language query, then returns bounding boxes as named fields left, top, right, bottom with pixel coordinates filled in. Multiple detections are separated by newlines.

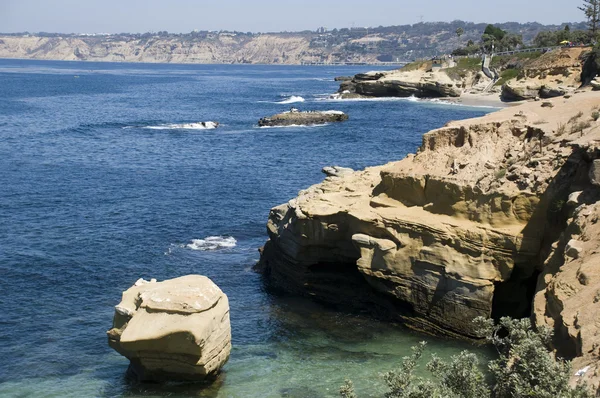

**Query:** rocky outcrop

left=502, top=81, right=568, bottom=101
left=338, top=70, right=462, bottom=99
left=258, top=110, right=348, bottom=127
left=501, top=47, right=587, bottom=101
left=532, top=145, right=600, bottom=391
left=322, top=166, right=354, bottom=178
left=258, top=92, right=600, bottom=348
left=501, top=81, right=542, bottom=101
left=107, top=276, right=231, bottom=382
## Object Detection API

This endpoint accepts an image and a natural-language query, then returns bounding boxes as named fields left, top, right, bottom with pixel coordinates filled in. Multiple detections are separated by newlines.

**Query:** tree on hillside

left=579, top=0, right=600, bottom=36
left=456, top=27, right=464, bottom=38
left=483, top=24, right=507, bottom=41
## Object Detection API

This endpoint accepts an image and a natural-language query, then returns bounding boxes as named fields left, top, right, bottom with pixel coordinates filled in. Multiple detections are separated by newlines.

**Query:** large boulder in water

left=107, top=275, right=231, bottom=382
left=258, top=110, right=348, bottom=127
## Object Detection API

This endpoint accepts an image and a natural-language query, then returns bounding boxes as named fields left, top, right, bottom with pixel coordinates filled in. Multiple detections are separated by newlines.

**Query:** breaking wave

left=126, top=121, right=219, bottom=130
left=276, top=96, right=305, bottom=104
left=257, top=123, right=329, bottom=129
left=186, top=236, right=237, bottom=251
left=320, top=94, right=500, bottom=108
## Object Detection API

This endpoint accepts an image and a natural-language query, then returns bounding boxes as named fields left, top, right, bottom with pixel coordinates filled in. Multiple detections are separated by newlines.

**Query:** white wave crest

left=320, top=94, right=501, bottom=108
left=277, top=96, right=305, bottom=104
left=257, top=123, right=329, bottom=129
left=319, top=94, right=409, bottom=102
left=140, top=121, right=219, bottom=130
left=186, top=236, right=237, bottom=251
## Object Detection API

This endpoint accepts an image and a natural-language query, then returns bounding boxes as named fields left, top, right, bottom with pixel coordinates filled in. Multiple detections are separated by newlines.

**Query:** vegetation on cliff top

left=0, top=20, right=589, bottom=64
left=340, top=318, right=593, bottom=398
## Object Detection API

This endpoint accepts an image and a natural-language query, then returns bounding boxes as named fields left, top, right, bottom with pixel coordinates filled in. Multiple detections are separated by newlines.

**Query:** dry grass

left=571, top=120, right=592, bottom=134
left=555, top=122, right=567, bottom=136
left=568, top=111, right=584, bottom=124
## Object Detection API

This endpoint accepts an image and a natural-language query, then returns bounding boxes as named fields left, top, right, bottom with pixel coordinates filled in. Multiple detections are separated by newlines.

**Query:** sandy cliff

left=336, top=48, right=588, bottom=102
left=0, top=34, right=379, bottom=64
left=258, top=91, right=600, bottom=386
left=337, top=68, right=464, bottom=99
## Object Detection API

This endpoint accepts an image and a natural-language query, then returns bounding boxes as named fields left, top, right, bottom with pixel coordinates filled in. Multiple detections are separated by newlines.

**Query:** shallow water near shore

left=0, top=60, right=493, bottom=397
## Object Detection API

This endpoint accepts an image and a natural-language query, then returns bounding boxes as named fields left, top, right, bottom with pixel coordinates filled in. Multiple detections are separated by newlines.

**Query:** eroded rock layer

left=107, top=275, right=231, bottom=382
left=259, top=92, right=600, bottom=349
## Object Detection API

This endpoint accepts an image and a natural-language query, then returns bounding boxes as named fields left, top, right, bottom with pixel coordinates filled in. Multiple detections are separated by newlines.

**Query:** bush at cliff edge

left=340, top=317, right=593, bottom=398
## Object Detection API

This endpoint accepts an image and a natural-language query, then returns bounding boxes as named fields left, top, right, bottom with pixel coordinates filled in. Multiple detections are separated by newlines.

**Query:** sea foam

left=186, top=236, right=237, bottom=251
left=257, top=123, right=329, bottom=129
left=140, top=121, right=219, bottom=130
left=276, top=96, right=305, bottom=104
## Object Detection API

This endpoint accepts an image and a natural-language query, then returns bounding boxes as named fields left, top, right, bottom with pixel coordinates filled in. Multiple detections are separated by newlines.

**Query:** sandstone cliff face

left=259, top=91, right=600, bottom=356
left=107, top=276, right=231, bottom=381
left=337, top=69, right=463, bottom=99
left=533, top=155, right=600, bottom=389
left=501, top=48, right=587, bottom=101
left=0, top=34, right=379, bottom=64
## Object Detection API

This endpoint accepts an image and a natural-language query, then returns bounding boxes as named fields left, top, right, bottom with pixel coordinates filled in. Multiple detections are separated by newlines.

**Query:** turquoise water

left=0, top=60, right=494, bottom=397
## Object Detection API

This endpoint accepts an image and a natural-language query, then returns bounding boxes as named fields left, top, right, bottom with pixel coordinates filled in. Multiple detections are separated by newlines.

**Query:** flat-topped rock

left=258, top=110, right=348, bottom=127
left=107, top=275, right=231, bottom=382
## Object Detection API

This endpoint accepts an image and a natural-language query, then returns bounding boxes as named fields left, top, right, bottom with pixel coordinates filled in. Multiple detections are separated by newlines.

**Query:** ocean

left=0, top=59, right=494, bottom=397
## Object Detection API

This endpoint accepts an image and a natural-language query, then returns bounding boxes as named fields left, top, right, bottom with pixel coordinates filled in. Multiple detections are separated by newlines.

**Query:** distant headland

left=0, top=20, right=585, bottom=64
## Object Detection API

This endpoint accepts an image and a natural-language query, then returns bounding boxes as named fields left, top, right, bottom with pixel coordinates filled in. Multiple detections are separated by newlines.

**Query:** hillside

left=0, top=21, right=586, bottom=64
left=334, top=47, right=589, bottom=104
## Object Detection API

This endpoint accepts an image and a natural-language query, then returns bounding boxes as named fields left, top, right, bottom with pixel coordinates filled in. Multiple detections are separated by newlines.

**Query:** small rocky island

left=258, top=109, right=348, bottom=127
left=107, top=275, right=231, bottom=382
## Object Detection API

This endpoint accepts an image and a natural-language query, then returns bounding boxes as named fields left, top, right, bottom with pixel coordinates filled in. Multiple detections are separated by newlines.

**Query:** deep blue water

left=0, top=60, right=493, bottom=397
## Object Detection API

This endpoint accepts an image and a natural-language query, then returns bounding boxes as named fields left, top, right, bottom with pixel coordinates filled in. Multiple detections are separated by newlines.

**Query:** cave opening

left=491, top=265, right=541, bottom=321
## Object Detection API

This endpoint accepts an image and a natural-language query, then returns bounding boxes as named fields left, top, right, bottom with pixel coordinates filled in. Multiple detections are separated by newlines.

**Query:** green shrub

left=340, top=379, right=357, bottom=398
left=495, top=169, right=507, bottom=179
left=474, top=317, right=591, bottom=398
left=400, top=61, right=431, bottom=72
left=495, top=68, right=520, bottom=86
left=592, top=111, right=600, bottom=121
left=340, top=317, right=592, bottom=398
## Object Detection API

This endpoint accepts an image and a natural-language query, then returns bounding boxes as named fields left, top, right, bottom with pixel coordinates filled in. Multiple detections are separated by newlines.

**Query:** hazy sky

left=0, top=0, right=584, bottom=34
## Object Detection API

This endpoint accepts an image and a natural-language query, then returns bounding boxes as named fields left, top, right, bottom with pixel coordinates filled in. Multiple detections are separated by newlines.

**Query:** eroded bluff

left=259, top=95, right=600, bottom=339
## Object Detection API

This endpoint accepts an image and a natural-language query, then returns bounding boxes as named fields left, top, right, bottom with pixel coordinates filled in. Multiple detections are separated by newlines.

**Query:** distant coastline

left=0, top=20, right=585, bottom=65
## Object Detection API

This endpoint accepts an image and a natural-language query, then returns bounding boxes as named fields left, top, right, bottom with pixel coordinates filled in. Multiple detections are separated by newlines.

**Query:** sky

left=0, top=0, right=585, bottom=34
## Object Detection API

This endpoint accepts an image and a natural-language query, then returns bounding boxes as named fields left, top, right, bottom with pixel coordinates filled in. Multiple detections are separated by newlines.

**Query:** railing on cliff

left=493, top=46, right=562, bottom=56
left=299, top=61, right=407, bottom=66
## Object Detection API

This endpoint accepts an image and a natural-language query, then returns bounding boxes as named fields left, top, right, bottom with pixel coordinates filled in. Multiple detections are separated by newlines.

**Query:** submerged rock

left=258, top=110, right=348, bottom=127
left=107, top=275, right=231, bottom=382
